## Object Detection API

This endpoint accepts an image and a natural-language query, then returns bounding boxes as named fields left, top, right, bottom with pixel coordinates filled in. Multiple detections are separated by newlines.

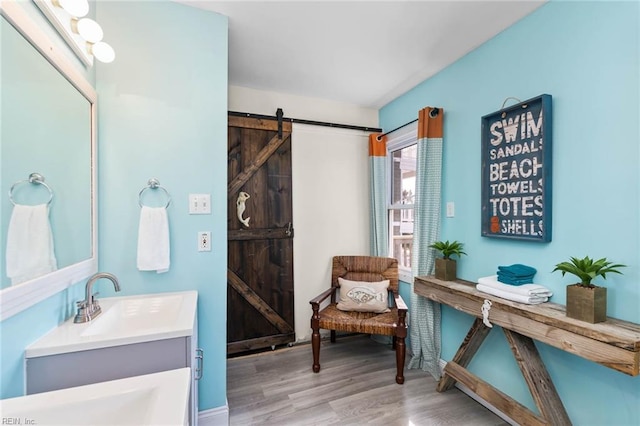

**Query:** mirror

left=0, top=2, right=97, bottom=320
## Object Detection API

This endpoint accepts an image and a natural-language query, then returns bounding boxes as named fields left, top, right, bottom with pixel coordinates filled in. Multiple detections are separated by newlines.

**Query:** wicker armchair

left=309, top=256, right=408, bottom=384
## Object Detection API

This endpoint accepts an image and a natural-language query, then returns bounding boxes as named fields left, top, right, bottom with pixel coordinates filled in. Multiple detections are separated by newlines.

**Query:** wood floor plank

left=259, top=401, right=341, bottom=425
left=289, top=369, right=405, bottom=411
left=227, top=335, right=509, bottom=425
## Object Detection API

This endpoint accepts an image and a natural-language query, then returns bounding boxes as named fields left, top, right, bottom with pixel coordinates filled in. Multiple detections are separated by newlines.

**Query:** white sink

left=26, top=291, right=198, bottom=357
left=81, top=294, right=185, bottom=337
left=0, top=368, right=190, bottom=426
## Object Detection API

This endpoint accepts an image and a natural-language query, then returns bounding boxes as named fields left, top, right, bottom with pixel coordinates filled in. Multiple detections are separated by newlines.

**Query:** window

left=387, top=123, right=417, bottom=277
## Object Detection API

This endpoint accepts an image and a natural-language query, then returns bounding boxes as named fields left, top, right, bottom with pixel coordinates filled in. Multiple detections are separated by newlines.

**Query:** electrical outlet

left=198, top=231, right=211, bottom=252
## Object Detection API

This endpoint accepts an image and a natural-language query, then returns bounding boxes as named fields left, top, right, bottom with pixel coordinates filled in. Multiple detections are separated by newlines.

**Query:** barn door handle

left=285, top=222, right=293, bottom=236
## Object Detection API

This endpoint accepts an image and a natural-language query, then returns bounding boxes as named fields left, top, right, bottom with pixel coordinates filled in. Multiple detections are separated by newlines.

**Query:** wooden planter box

left=434, top=258, right=457, bottom=281
left=566, top=284, right=607, bottom=323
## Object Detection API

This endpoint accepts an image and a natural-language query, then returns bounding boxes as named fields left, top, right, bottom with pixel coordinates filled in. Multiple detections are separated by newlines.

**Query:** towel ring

left=138, top=178, right=171, bottom=208
left=9, top=173, right=54, bottom=206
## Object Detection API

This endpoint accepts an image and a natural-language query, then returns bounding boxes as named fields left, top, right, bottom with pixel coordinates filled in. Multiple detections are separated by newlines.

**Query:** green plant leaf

left=429, top=240, right=466, bottom=259
left=552, top=256, right=626, bottom=287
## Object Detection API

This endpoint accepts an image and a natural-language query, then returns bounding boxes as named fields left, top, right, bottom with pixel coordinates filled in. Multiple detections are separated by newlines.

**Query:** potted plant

left=430, top=240, right=466, bottom=281
left=552, top=256, right=625, bottom=323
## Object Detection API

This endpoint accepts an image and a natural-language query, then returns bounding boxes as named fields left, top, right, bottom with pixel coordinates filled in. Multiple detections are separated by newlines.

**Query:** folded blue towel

left=497, top=264, right=537, bottom=277
left=497, top=271, right=535, bottom=280
left=496, top=274, right=535, bottom=286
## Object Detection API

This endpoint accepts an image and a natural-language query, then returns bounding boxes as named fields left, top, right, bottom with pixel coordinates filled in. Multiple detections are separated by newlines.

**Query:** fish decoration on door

left=236, top=192, right=251, bottom=227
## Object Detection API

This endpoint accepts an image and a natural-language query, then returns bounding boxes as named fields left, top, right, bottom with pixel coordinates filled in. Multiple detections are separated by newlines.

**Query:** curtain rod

left=228, top=111, right=382, bottom=133
left=378, top=118, right=418, bottom=139
left=377, top=107, right=440, bottom=139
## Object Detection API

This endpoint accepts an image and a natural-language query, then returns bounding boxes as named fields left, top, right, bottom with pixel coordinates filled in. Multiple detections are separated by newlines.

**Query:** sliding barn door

left=227, top=115, right=295, bottom=354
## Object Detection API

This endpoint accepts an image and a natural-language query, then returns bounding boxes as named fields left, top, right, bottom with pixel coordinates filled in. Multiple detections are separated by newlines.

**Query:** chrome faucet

left=74, top=272, right=121, bottom=323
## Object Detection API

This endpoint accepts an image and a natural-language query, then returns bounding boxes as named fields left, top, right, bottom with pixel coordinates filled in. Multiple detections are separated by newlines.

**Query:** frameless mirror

left=0, top=2, right=97, bottom=320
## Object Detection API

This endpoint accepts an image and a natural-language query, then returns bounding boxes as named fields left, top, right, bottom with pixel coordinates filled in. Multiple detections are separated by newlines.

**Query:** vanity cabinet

left=25, top=291, right=201, bottom=426
left=26, top=338, right=200, bottom=425
left=26, top=334, right=201, bottom=426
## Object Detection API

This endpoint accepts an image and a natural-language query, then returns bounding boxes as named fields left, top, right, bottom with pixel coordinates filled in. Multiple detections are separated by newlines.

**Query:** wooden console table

left=414, top=275, right=640, bottom=426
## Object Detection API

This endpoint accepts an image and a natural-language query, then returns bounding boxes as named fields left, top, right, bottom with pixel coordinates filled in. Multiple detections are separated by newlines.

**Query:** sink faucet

left=74, top=272, right=121, bottom=323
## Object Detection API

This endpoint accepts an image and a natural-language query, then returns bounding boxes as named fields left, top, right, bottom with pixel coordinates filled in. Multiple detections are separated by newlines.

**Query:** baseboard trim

left=198, top=401, right=229, bottom=426
left=438, top=359, right=516, bottom=426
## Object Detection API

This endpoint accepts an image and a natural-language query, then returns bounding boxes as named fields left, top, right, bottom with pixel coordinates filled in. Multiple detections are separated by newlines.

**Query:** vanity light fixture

left=71, top=18, right=103, bottom=43
left=87, top=41, right=115, bottom=64
left=34, top=0, right=116, bottom=66
left=52, top=0, right=89, bottom=18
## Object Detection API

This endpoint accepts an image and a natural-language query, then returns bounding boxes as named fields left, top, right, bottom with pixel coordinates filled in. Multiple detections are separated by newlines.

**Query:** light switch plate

left=446, top=202, right=455, bottom=218
left=189, top=194, right=211, bottom=214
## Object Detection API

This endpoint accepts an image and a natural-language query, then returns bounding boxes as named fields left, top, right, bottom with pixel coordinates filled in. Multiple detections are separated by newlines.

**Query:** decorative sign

left=481, top=94, right=552, bottom=242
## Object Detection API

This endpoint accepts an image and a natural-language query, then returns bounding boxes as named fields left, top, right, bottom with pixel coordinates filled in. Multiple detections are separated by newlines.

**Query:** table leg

left=503, top=329, right=572, bottom=425
left=437, top=317, right=491, bottom=392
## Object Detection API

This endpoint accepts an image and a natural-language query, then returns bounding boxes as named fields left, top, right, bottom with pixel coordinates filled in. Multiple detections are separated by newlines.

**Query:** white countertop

left=0, top=368, right=191, bottom=426
left=26, top=290, right=198, bottom=358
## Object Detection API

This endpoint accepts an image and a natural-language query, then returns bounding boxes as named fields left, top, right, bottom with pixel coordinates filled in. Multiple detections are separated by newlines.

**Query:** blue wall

left=381, top=2, right=639, bottom=425
left=95, top=1, right=228, bottom=412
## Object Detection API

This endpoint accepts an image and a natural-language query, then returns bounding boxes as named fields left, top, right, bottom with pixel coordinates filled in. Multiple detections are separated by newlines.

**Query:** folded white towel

left=6, top=204, right=57, bottom=285
left=478, top=275, right=553, bottom=297
left=476, top=284, right=548, bottom=304
left=137, top=206, right=170, bottom=273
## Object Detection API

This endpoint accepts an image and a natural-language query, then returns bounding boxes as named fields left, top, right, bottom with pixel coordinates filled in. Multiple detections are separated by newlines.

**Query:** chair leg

left=392, top=335, right=397, bottom=350
left=330, top=330, right=336, bottom=343
left=395, top=335, right=406, bottom=384
left=312, top=327, right=321, bottom=373
left=395, top=308, right=408, bottom=385
left=311, top=306, right=321, bottom=373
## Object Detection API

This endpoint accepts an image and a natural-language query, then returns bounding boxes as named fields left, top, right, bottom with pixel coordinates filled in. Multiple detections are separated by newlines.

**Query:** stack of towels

left=477, top=273, right=553, bottom=305
left=496, top=264, right=537, bottom=285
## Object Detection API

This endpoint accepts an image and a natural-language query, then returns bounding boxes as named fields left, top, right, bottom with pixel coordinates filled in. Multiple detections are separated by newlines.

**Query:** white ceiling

left=177, top=1, right=546, bottom=109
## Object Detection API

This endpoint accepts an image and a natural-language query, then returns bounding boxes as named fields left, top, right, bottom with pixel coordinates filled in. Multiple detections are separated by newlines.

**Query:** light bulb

left=56, top=0, right=89, bottom=18
left=76, top=18, right=103, bottom=43
left=90, top=41, right=115, bottom=63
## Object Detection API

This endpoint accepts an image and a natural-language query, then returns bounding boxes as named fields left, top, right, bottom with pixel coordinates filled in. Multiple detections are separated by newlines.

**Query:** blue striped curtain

left=369, top=134, right=388, bottom=257
left=408, top=107, right=444, bottom=379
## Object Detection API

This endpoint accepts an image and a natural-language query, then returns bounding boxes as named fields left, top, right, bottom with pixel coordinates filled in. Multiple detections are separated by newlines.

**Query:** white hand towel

left=476, top=283, right=548, bottom=304
left=137, top=206, right=170, bottom=273
left=6, top=204, right=57, bottom=285
left=478, top=275, right=553, bottom=297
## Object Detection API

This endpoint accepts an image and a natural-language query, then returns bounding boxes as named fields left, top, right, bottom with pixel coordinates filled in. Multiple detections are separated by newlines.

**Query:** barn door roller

left=276, top=108, right=283, bottom=139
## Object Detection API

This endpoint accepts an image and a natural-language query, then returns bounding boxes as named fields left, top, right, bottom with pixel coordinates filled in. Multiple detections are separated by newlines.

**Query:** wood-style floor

left=227, top=335, right=509, bottom=425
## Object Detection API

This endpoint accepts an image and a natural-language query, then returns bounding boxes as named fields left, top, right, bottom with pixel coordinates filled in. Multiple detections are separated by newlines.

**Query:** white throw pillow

left=336, top=278, right=390, bottom=313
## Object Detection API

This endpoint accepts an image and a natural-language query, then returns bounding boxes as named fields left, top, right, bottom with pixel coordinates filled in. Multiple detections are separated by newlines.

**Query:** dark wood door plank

left=228, top=132, right=291, bottom=199
left=228, top=268, right=293, bottom=334
left=228, top=226, right=293, bottom=241
left=229, top=115, right=292, bottom=132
